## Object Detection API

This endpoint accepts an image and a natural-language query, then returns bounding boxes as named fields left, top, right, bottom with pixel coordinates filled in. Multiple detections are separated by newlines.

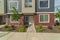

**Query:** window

left=25, top=0, right=32, bottom=7
left=39, top=14, right=49, bottom=23
left=39, top=0, right=49, bottom=8
left=9, top=1, right=18, bottom=10
left=0, top=0, right=2, bottom=8
left=10, top=16, right=18, bottom=22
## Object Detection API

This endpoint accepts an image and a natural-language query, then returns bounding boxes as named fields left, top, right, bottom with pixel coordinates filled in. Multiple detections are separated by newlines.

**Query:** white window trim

left=8, top=1, right=19, bottom=10
left=0, top=0, right=2, bottom=8
left=39, top=14, right=50, bottom=23
left=7, top=12, right=22, bottom=14
left=39, top=0, right=50, bottom=9
left=10, top=16, right=19, bottom=23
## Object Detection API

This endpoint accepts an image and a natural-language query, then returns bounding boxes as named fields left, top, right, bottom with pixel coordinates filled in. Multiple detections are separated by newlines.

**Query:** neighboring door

left=0, top=16, right=3, bottom=24
left=24, top=16, right=29, bottom=26
left=29, top=16, right=34, bottom=26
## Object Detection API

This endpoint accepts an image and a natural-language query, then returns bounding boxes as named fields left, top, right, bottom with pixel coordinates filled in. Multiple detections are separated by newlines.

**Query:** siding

left=0, top=0, right=4, bottom=15
left=35, top=0, right=54, bottom=12
left=22, top=0, right=35, bottom=13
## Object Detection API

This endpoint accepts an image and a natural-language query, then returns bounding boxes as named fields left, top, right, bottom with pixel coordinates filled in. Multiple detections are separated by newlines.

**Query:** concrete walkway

left=27, top=24, right=36, bottom=32
left=0, top=32, right=60, bottom=40
left=0, top=25, right=5, bottom=28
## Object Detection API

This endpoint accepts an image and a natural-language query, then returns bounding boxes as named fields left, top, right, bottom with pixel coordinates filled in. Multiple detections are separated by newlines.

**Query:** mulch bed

left=0, top=26, right=27, bottom=32
left=0, top=27, right=19, bottom=32
left=1, top=25, right=60, bottom=33
left=35, top=26, right=60, bottom=33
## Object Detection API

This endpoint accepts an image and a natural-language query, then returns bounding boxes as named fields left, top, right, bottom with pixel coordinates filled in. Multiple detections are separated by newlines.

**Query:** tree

left=11, top=7, right=22, bottom=26
left=11, top=7, right=22, bottom=21
left=55, top=8, right=60, bottom=22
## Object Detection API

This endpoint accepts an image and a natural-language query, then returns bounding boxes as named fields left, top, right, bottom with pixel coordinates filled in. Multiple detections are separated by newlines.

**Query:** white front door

left=29, top=16, right=34, bottom=26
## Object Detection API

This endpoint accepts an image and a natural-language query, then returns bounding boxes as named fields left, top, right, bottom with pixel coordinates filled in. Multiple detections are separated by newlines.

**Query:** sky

left=55, top=0, right=60, bottom=13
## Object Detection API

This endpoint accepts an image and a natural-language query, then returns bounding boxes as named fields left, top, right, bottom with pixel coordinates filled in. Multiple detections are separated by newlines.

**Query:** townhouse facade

left=0, top=0, right=54, bottom=27
left=0, top=0, right=5, bottom=24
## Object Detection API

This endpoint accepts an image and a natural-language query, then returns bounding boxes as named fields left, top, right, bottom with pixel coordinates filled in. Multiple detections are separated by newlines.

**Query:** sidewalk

left=0, top=32, right=60, bottom=40
left=27, top=24, right=36, bottom=32
left=0, top=32, right=14, bottom=40
left=0, top=32, right=9, bottom=37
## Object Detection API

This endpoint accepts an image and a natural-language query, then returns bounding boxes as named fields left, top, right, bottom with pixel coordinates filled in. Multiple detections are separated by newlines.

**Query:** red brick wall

left=34, top=13, right=54, bottom=26
left=7, top=15, right=24, bottom=27
left=7, top=13, right=54, bottom=27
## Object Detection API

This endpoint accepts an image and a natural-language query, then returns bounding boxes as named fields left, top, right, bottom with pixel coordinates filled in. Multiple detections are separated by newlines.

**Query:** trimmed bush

left=6, top=27, right=14, bottom=31
left=19, top=25, right=26, bottom=32
left=36, top=24, right=44, bottom=32
left=4, top=24, right=14, bottom=31
left=57, top=26, right=60, bottom=29
left=4, top=24, right=9, bottom=28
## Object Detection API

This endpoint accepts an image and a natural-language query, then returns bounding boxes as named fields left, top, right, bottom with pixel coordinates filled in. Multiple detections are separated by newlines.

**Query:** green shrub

left=36, top=25, right=44, bottom=32
left=0, top=28, right=2, bottom=31
left=19, top=25, right=26, bottom=32
left=4, top=24, right=9, bottom=28
left=6, top=28, right=13, bottom=31
left=57, top=26, right=60, bottom=29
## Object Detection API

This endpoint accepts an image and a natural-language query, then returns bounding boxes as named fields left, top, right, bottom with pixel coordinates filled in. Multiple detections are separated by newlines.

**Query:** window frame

left=25, top=0, right=32, bottom=7
left=0, top=0, right=2, bottom=8
left=8, top=1, right=19, bottom=10
left=39, top=0, right=50, bottom=9
left=39, top=14, right=50, bottom=23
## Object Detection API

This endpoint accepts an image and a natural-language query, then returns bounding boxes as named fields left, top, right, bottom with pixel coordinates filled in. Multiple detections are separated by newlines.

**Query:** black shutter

left=4, top=0, right=7, bottom=13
